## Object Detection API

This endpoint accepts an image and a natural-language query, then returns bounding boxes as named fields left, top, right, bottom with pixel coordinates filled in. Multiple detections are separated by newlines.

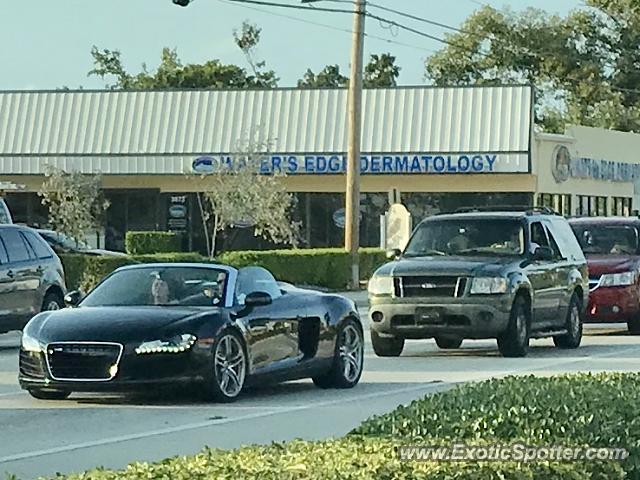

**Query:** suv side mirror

left=386, top=248, right=402, bottom=260
left=532, top=246, right=554, bottom=261
left=64, top=290, right=82, bottom=307
left=244, top=291, right=273, bottom=307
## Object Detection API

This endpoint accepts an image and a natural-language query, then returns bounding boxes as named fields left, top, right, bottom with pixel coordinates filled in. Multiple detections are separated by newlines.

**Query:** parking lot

left=2, top=314, right=640, bottom=480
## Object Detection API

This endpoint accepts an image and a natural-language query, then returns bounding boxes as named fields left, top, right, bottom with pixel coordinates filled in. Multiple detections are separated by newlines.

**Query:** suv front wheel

left=497, top=296, right=530, bottom=358
left=371, top=331, right=404, bottom=357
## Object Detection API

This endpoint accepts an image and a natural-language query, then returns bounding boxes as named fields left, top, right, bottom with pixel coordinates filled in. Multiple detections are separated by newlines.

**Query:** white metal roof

left=0, top=85, right=532, bottom=174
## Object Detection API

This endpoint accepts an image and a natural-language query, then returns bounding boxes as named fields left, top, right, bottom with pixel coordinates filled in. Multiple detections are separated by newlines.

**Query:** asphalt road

left=1, top=312, right=639, bottom=479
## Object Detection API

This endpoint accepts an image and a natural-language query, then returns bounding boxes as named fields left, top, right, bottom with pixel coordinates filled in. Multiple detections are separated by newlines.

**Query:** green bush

left=125, top=231, right=182, bottom=255
left=353, top=373, right=640, bottom=476
left=47, top=437, right=623, bottom=480
left=220, top=247, right=385, bottom=290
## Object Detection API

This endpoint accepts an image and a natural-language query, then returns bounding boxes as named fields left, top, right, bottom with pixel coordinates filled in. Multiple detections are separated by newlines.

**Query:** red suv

left=569, top=217, right=640, bottom=333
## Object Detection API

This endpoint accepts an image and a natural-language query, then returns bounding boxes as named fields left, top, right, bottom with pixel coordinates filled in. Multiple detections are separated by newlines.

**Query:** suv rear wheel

left=497, top=296, right=530, bottom=358
left=371, top=331, right=404, bottom=357
left=435, top=336, right=463, bottom=349
left=41, top=291, right=64, bottom=312
left=553, top=293, right=582, bottom=349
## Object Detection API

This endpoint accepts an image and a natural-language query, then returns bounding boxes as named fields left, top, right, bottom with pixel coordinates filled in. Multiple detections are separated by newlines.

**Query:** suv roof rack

left=454, top=205, right=560, bottom=216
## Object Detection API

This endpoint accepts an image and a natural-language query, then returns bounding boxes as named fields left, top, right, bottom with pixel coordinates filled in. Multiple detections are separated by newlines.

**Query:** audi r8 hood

left=25, top=306, right=219, bottom=343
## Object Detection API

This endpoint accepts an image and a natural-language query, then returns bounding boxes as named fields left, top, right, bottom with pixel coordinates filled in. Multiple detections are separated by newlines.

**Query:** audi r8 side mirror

left=64, top=290, right=82, bottom=307
left=244, top=291, right=273, bottom=307
left=386, top=248, right=402, bottom=260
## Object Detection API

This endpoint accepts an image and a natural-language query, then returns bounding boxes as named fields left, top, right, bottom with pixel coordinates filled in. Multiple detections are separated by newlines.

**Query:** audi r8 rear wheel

left=28, top=389, right=70, bottom=400
left=313, top=318, right=363, bottom=389
left=204, top=329, right=247, bottom=403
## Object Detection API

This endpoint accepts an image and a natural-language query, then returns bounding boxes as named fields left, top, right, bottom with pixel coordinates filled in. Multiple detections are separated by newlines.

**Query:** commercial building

left=0, top=85, right=637, bottom=252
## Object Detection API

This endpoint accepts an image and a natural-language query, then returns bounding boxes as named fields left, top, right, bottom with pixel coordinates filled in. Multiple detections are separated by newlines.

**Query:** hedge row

left=218, top=248, right=386, bottom=290
left=61, top=248, right=387, bottom=291
left=41, top=374, right=634, bottom=479
left=125, top=231, right=181, bottom=255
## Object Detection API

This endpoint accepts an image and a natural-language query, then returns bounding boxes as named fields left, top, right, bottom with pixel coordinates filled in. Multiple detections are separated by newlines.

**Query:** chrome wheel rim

left=339, top=324, right=363, bottom=383
left=214, top=334, right=246, bottom=398
left=570, top=305, right=580, bottom=337
left=45, top=300, right=60, bottom=311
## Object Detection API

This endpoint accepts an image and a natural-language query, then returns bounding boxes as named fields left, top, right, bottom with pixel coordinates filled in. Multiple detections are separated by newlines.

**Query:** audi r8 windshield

left=81, top=266, right=229, bottom=307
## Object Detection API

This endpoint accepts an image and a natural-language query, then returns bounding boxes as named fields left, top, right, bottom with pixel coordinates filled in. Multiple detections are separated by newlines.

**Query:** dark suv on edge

left=0, top=224, right=66, bottom=334
left=368, top=209, right=588, bottom=357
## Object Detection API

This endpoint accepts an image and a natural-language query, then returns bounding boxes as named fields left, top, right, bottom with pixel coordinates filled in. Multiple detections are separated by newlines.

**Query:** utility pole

left=345, top=0, right=366, bottom=290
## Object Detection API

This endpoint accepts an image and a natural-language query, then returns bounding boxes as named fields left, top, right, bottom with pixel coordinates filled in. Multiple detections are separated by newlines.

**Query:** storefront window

left=613, top=197, right=632, bottom=216
left=536, top=194, right=571, bottom=216
left=577, top=195, right=608, bottom=217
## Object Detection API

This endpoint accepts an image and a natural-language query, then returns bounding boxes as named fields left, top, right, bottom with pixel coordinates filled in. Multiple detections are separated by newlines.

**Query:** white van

left=0, top=199, right=13, bottom=224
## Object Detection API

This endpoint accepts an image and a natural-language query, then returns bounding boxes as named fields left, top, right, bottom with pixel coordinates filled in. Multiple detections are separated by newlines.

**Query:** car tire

left=203, top=329, right=247, bottom=403
left=41, top=291, right=64, bottom=312
left=497, top=296, right=530, bottom=358
left=313, top=318, right=364, bottom=389
left=553, top=293, right=583, bottom=349
left=628, top=315, right=640, bottom=335
left=370, top=330, right=404, bottom=357
left=435, top=336, right=463, bottom=349
left=28, top=389, right=71, bottom=400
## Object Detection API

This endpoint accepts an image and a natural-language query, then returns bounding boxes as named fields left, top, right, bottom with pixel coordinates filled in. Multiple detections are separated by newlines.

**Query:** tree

left=298, top=53, right=400, bottom=88
left=424, top=2, right=640, bottom=132
left=190, top=136, right=299, bottom=258
left=38, top=166, right=110, bottom=243
left=88, top=22, right=277, bottom=89
left=298, top=65, right=349, bottom=88
left=364, top=53, right=400, bottom=87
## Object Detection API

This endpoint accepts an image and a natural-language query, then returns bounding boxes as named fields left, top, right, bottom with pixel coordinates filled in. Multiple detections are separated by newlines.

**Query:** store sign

left=167, top=195, right=188, bottom=231
left=192, top=153, right=526, bottom=175
left=570, top=157, right=640, bottom=183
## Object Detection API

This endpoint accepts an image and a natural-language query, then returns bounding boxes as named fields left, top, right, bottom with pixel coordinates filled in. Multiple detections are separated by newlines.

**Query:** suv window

left=23, top=231, right=53, bottom=259
left=0, top=238, right=7, bottom=263
left=0, top=229, right=31, bottom=263
left=544, top=225, right=563, bottom=259
left=236, top=266, right=282, bottom=304
left=530, top=222, right=549, bottom=250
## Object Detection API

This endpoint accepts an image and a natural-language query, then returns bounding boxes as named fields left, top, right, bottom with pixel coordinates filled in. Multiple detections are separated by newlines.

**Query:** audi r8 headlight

left=135, top=334, right=197, bottom=355
left=368, top=275, right=393, bottom=295
left=599, top=271, right=637, bottom=287
left=470, top=277, right=508, bottom=295
left=21, top=331, right=43, bottom=353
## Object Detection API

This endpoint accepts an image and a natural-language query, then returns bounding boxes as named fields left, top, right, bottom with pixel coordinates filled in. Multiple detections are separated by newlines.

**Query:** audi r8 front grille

left=396, top=276, right=467, bottom=298
left=45, top=343, right=123, bottom=381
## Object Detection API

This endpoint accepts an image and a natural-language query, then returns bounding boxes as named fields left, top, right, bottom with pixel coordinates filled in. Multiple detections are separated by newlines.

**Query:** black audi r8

left=19, top=263, right=364, bottom=402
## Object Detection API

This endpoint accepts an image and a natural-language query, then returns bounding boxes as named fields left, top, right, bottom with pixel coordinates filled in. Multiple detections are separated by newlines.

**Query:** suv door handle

left=36, top=265, right=44, bottom=273
left=6, top=270, right=14, bottom=279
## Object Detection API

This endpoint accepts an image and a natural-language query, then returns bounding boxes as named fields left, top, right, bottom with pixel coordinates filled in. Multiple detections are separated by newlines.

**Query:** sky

left=1, top=0, right=583, bottom=90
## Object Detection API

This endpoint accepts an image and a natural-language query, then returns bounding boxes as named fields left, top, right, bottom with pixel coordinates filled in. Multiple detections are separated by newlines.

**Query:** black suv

left=368, top=209, right=588, bottom=357
left=0, top=224, right=66, bottom=334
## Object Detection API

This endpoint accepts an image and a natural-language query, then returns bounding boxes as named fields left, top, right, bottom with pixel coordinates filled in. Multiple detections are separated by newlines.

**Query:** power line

left=220, top=0, right=436, bottom=54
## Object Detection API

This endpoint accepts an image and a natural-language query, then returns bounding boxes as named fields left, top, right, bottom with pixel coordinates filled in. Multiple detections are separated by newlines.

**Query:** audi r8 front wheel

left=313, top=318, right=364, bottom=389
left=204, top=329, right=247, bottom=402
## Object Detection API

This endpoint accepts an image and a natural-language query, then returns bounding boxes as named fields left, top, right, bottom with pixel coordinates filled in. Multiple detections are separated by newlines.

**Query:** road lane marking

left=1, top=343, right=638, bottom=464
left=0, top=382, right=446, bottom=464
left=0, top=391, right=24, bottom=398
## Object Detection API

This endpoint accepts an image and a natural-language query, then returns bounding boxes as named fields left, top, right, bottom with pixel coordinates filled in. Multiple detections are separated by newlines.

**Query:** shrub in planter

left=125, top=231, right=181, bottom=255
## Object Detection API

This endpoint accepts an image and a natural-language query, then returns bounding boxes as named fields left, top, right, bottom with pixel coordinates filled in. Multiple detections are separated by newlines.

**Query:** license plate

left=415, top=307, right=443, bottom=325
